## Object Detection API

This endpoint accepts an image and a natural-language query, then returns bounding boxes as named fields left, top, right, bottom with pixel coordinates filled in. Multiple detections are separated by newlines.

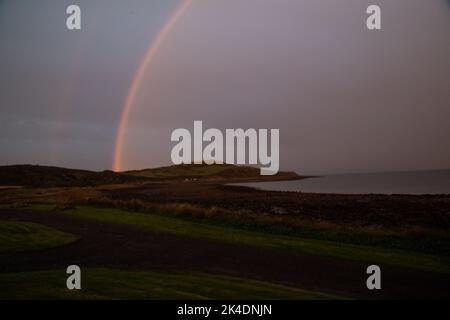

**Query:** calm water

left=233, top=170, right=450, bottom=195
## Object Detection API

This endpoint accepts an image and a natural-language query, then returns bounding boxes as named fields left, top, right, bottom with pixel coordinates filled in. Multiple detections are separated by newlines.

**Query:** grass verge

left=0, top=221, right=77, bottom=254
left=0, top=268, right=341, bottom=300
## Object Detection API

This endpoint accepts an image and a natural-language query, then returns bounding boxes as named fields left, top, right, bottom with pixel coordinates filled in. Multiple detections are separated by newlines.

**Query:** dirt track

left=0, top=209, right=449, bottom=299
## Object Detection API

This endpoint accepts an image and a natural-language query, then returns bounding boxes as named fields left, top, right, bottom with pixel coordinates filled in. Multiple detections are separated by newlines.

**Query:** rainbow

left=112, top=0, right=193, bottom=172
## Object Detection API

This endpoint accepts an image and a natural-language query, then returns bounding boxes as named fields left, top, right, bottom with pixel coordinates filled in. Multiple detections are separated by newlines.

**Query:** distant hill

left=0, top=165, right=146, bottom=188
left=126, top=163, right=301, bottom=181
left=0, top=164, right=301, bottom=188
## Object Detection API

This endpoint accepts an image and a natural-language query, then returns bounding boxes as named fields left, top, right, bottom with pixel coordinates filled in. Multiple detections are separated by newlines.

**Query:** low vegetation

left=29, top=204, right=450, bottom=274
left=0, top=165, right=146, bottom=187
left=0, top=268, right=341, bottom=300
left=82, top=198, right=450, bottom=257
left=126, top=163, right=300, bottom=180
left=0, top=221, right=77, bottom=254
left=126, top=163, right=233, bottom=178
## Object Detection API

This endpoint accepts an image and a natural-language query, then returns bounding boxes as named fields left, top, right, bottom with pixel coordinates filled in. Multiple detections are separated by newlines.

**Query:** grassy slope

left=126, top=163, right=299, bottom=179
left=0, top=221, right=77, bottom=254
left=0, top=268, right=340, bottom=300
left=32, top=205, right=450, bottom=274
left=127, top=163, right=232, bottom=178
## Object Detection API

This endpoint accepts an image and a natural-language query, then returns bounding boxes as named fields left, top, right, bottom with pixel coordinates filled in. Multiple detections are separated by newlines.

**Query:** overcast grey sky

left=1, top=0, right=449, bottom=174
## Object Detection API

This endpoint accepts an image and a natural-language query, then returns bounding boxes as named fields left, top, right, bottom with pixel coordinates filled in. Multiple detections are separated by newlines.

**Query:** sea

left=232, top=170, right=450, bottom=195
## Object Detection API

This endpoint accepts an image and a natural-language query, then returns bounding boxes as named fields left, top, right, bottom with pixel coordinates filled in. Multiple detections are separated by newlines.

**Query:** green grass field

left=0, top=221, right=77, bottom=254
left=29, top=205, right=450, bottom=274
left=0, top=268, right=341, bottom=300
